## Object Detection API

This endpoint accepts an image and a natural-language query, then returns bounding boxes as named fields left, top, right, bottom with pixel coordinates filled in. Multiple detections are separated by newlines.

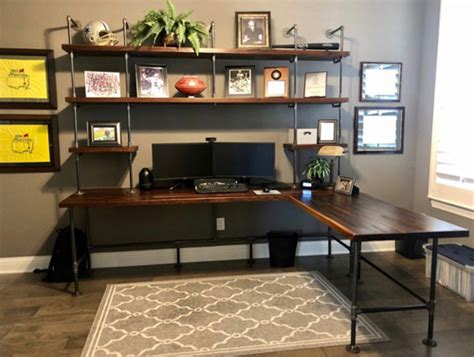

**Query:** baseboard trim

left=0, top=240, right=394, bottom=274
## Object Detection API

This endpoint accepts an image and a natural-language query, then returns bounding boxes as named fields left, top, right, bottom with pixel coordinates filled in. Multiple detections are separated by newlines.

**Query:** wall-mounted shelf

left=283, top=143, right=348, bottom=151
left=62, top=44, right=350, bottom=61
left=66, top=97, right=349, bottom=105
left=68, top=146, right=139, bottom=154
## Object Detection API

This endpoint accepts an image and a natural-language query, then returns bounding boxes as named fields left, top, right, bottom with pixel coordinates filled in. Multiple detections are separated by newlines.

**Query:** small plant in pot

left=303, top=157, right=330, bottom=188
left=130, top=0, right=208, bottom=55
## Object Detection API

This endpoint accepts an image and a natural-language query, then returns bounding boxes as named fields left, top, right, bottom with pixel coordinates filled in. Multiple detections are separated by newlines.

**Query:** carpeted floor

left=82, top=271, right=388, bottom=356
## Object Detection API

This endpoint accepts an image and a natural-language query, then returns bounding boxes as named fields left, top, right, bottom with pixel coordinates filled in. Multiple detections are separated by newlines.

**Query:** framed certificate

left=360, top=62, right=402, bottom=102
left=264, top=67, right=289, bottom=98
left=304, top=71, right=327, bottom=97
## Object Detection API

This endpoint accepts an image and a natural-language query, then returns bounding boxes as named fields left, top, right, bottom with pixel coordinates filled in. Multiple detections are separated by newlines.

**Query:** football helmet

left=82, top=20, right=118, bottom=46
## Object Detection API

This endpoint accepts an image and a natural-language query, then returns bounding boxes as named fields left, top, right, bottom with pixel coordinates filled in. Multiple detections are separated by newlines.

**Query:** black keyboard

left=194, top=178, right=249, bottom=194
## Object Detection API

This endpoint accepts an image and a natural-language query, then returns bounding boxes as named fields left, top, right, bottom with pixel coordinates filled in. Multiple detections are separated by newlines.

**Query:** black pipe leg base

left=345, top=345, right=361, bottom=354
left=175, top=263, right=183, bottom=269
left=422, top=338, right=438, bottom=347
left=325, top=254, right=334, bottom=260
left=247, top=258, right=255, bottom=265
left=72, top=290, right=83, bottom=297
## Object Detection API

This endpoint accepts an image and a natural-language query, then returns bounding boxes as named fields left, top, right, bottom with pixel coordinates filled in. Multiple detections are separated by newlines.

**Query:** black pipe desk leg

left=326, top=227, right=333, bottom=259
left=357, top=242, right=362, bottom=281
left=423, top=237, right=439, bottom=347
left=247, top=239, right=255, bottom=264
left=175, top=245, right=183, bottom=269
left=346, top=241, right=361, bottom=354
left=85, top=208, right=92, bottom=274
left=69, top=208, right=81, bottom=296
left=347, top=241, right=355, bottom=278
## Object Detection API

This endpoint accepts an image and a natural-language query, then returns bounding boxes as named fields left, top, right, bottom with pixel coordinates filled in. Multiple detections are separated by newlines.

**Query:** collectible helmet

left=82, top=20, right=118, bottom=46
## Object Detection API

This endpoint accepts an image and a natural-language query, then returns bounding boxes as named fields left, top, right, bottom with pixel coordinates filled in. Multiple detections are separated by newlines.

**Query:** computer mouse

left=263, top=186, right=270, bottom=193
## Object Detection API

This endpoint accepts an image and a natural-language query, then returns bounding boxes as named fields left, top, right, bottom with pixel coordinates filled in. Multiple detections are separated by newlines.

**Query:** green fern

left=303, top=157, right=330, bottom=181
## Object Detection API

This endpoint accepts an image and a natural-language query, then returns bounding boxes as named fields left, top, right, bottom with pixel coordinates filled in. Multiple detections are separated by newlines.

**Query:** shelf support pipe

left=210, top=21, right=216, bottom=98
left=287, top=24, right=299, bottom=188
left=123, top=18, right=134, bottom=193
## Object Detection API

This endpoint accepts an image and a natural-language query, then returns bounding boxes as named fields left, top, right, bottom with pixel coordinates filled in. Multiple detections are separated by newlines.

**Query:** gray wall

left=1, top=0, right=466, bottom=258
left=413, top=0, right=473, bottom=247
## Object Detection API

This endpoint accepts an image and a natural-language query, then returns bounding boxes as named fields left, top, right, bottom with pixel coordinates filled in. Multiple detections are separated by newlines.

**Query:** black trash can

left=267, top=231, right=299, bottom=267
left=395, top=239, right=427, bottom=259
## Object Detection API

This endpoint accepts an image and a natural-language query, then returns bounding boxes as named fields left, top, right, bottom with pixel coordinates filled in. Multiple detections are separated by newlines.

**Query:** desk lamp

left=318, top=145, right=346, bottom=187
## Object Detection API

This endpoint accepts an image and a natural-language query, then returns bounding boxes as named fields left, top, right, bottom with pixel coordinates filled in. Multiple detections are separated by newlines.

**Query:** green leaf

left=187, top=31, right=201, bottom=55
left=167, top=0, right=176, bottom=19
left=176, top=22, right=186, bottom=44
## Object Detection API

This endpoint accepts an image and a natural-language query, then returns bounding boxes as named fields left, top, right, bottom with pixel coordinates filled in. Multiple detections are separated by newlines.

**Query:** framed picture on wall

left=87, top=121, right=122, bottom=146
left=263, top=67, right=288, bottom=98
left=360, top=62, right=402, bottom=102
left=0, top=114, right=60, bottom=172
left=85, top=71, right=121, bottom=97
left=0, top=48, right=57, bottom=109
left=225, top=66, right=256, bottom=97
left=135, top=64, right=169, bottom=98
left=235, top=11, right=271, bottom=48
left=318, top=119, right=337, bottom=143
left=354, top=106, right=405, bottom=154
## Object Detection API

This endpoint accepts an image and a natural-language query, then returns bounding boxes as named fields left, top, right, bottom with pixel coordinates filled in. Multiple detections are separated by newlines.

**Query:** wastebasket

left=267, top=231, right=299, bottom=267
left=395, top=239, right=427, bottom=259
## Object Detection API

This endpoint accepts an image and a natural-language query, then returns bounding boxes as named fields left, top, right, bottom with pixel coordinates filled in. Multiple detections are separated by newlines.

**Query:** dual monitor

left=152, top=142, right=275, bottom=183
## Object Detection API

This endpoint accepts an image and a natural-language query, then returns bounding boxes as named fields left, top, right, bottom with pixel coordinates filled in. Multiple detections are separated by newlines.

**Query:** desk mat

left=82, top=271, right=388, bottom=356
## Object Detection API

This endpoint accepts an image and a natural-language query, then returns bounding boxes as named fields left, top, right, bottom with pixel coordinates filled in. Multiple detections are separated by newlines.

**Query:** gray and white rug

left=82, top=271, right=388, bottom=356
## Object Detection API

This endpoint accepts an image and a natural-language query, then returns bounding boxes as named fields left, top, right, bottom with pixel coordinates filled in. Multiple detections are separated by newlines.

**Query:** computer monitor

left=152, top=143, right=213, bottom=180
left=213, top=143, right=275, bottom=178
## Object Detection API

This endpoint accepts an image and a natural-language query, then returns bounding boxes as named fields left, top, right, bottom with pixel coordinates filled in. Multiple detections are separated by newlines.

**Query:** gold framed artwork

left=263, top=67, right=289, bottom=98
left=235, top=12, right=271, bottom=48
left=0, top=48, right=57, bottom=109
left=0, top=115, right=60, bottom=172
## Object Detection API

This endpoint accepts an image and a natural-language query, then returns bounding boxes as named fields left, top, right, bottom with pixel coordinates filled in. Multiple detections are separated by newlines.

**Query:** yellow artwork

left=0, top=57, right=49, bottom=100
left=0, top=124, right=51, bottom=163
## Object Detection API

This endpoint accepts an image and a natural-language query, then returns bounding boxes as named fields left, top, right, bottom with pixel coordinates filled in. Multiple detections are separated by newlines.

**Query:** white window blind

left=428, top=0, right=474, bottom=214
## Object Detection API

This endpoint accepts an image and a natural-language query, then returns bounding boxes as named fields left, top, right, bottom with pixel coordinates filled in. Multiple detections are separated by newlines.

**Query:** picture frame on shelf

left=0, top=48, right=57, bottom=109
left=84, top=71, right=121, bottom=98
left=87, top=121, right=122, bottom=146
left=354, top=106, right=405, bottom=154
left=318, top=119, right=337, bottom=143
left=335, top=176, right=355, bottom=195
left=135, top=64, right=169, bottom=98
left=235, top=11, right=271, bottom=48
left=264, top=67, right=289, bottom=98
left=0, top=114, right=60, bottom=172
left=225, top=66, right=256, bottom=98
left=304, top=71, right=327, bottom=98
left=360, top=62, right=402, bottom=102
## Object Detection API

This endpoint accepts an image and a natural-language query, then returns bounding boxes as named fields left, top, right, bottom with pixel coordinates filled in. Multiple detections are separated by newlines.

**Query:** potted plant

left=130, top=0, right=208, bottom=55
left=303, top=157, right=330, bottom=187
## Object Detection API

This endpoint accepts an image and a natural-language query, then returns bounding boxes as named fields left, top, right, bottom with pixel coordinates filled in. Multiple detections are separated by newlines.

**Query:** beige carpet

left=82, top=271, right=388, bottom=356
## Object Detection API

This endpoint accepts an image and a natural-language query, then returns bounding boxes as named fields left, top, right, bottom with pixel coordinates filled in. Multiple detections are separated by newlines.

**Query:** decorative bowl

left=175, top=76, right=207, bottom=97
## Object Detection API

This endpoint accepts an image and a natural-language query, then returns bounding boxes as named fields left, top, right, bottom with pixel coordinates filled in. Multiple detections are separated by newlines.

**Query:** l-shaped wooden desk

left=59, top=188, right=469, bottom=353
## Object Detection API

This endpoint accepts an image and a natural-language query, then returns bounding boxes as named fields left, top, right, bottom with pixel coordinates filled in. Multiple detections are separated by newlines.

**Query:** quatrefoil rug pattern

left=82, top=271, right=387, bottom=356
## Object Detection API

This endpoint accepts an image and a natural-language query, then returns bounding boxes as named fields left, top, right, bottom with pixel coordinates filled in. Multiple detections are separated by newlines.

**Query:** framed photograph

left=304, top=71, right=327, bottom=98
left=264, top=67, right=289, bottom=98
left=225, top=66, right=256, bottom=97
left=360, top=62, right=402, bottom=102
left=318, top=119, right=338, bottom=144
left=335, top=176, right=355, bottom=195
left=0, top=114, right=59, bottom=172
left=0, top=48, right=57, bottom=109
left=87, top=121, right=122, bottom=146
left=84, top=71, right=120, bottom=98
left=135, top=64, right=168, bottom=98
left=235, top=12, right=271, bottom=48
left=354, top=107, right=405, bottom=154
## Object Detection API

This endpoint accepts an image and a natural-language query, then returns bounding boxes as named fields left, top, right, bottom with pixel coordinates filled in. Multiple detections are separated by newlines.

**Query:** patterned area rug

left=82, top=271, right=388, bottom=356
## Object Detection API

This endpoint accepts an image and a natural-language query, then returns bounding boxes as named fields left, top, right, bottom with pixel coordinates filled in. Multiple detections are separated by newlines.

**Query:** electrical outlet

left=216, top=217, right=225, bottom=231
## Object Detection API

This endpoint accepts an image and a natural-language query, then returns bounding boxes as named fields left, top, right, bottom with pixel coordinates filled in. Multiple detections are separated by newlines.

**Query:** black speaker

left=139, top=168, right=153, bottom=190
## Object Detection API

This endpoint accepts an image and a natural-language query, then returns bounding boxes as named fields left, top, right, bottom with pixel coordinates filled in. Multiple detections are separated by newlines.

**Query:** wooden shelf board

left=62, top=44, right=349, bottom=61
left=65, top=97, right=349, bottom=105
left=283, top=143, right=348, bottom=151
left=69, top=146, right=139, bottom=154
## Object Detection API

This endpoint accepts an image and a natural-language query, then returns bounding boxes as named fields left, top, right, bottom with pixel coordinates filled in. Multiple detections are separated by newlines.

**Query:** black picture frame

left=318, top=119, right=338, bottom=144
left=135, top=64, right=169, bottom=98
left=235, top=11, right=271, bottom=48
left=354, top=107, right=405, bottom=154
left=0, top=114, right=60, bottom=172
left=0, top=48, right=57, bottom=109
left=225, top=66, right=256, bottom=98
left=87, top=121, right=122, bottom=146
left=360, top=62, right=402, bottom=102
left=335, top=176, right=355, bottom=195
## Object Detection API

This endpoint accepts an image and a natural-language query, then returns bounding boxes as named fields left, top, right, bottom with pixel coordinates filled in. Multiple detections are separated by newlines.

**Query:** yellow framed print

left=0, top=115, right=60, bottom=172
left=0, top=48, right=57, bottom=109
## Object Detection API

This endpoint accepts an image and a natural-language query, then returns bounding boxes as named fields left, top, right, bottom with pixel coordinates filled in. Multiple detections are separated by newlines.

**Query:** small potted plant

left=130, top=0, right=208, bottom=55
left=303, top=157, right=330, bottom=188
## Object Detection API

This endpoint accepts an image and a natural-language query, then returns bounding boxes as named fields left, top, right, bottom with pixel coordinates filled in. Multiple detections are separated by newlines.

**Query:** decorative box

left=288, top=128, right=317, bottom=145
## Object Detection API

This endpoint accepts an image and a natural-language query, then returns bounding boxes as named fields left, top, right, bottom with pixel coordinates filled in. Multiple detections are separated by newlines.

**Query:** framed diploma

left=360, top=62, right=402, bottom=102
left=264, top=67, right=289, bottom=98
left=304, top=71, right=327, bottom=98
left=318, top=119, right=337, bottom=144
